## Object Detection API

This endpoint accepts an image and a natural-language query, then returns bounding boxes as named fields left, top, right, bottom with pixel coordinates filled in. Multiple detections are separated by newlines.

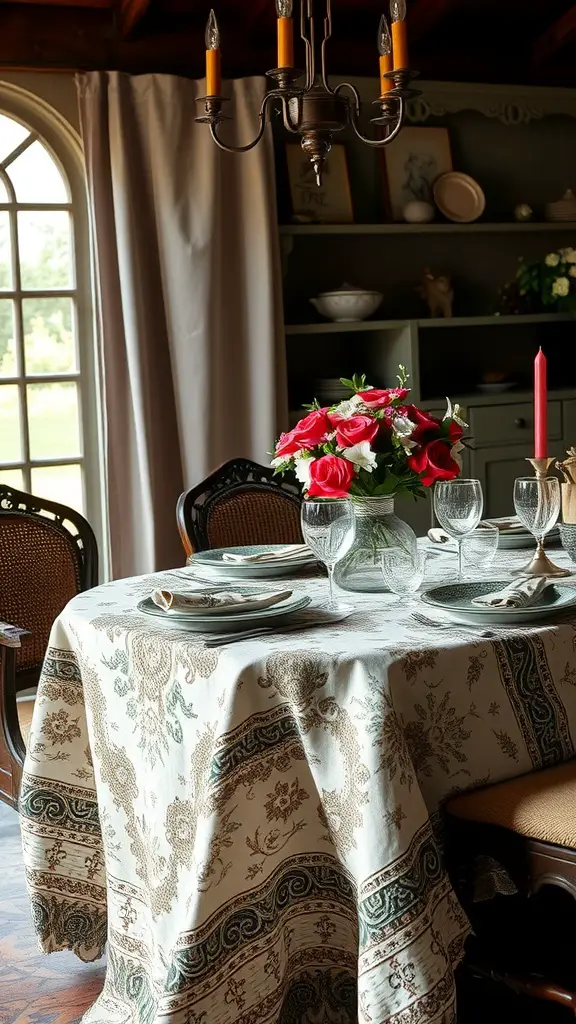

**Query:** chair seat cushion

left=447, top=759, right=576, bottom=847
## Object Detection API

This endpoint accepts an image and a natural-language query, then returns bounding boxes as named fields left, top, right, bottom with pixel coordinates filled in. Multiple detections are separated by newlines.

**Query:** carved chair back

left=177, top=458, right=303, bottom=557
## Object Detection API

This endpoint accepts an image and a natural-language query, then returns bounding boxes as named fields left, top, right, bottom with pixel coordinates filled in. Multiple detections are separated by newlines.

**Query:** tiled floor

left=0, top=802, right=105, bottom=1024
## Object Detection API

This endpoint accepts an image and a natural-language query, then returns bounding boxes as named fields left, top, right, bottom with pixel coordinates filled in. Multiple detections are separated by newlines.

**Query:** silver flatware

left=202, top=615, right=342, bottom=647
left=410, top=611, right=497, bottom=638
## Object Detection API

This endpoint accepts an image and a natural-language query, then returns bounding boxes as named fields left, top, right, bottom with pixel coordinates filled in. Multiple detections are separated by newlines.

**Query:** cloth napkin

left=221, top=545, right=311, bottom=564
left=482, top=517, right=525, bottom=533
left=151, top=589, right=291, bottom=613
left=471, top=577, right=548, bottom=609
left=428, top=528, right=451, bottom=544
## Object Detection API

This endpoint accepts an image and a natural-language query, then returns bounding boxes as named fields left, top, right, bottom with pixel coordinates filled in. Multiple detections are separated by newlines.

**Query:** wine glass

left=381, top=547, right=427, bottom=604
left=434, top=479, right=484, bottom=580
left=513, top=477, right=562, bottom=575
left=461, top=527, right=499, bottom=575
left=301, top=499, right=356, bottom=609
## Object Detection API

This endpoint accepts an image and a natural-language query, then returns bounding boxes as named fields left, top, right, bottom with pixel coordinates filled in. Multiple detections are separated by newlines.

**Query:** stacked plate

left=138, top=588, right=312, bottom=633
left=313, top=378, right=350, bottom=405
left=187, top=544, right=318, bottom=580
left=421, top=580, right=576, bottom=626
left=482, top=516, right=560, bottom=550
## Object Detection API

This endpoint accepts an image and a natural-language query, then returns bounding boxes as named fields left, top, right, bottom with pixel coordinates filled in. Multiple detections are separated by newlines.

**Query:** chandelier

left=195, top=0, right=418, bottom=186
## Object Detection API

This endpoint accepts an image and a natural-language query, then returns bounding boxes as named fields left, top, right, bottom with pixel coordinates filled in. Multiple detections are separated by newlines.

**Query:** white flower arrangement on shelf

left=513, top=246, right=576, bottom=312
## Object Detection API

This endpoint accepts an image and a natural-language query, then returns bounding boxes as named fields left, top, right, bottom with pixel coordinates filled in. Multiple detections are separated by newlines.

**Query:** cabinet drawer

left=469, top=401, right=562, bottom=448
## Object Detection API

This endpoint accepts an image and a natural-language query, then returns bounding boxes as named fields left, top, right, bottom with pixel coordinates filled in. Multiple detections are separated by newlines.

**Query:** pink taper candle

left=534, top=347, right=547, bottom=460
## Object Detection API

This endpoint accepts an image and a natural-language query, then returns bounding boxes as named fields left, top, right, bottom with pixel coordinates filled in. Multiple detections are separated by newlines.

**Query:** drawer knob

left=514, top=417, right=527, bottom=429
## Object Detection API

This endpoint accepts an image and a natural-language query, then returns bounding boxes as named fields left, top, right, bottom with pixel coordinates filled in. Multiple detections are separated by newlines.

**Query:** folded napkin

left=428, top=528, right=451, bottom=544
left=471, top=577, right=548, bottom=609
left=221, top=545, right=311, bottom=564
left=152, top=589, right=291, bottom=613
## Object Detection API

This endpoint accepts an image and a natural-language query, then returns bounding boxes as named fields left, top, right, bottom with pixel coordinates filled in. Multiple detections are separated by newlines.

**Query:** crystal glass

left=514, top=476, right=560, bottom=554
left=461, top=527, right=499, bottom=575
left=381, top=547, right=427, bottom=604
left=434, top=479, right=484, bottom=580
left=301, top=499, right=355, bottom=609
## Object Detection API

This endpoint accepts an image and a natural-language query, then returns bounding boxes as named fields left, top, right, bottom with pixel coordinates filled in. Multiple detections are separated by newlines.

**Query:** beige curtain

left=76, top=71, right=288, bottom=579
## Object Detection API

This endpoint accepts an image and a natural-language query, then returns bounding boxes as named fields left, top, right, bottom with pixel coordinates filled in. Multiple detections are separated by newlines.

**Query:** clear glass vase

left=333, top=495, right=418, bottom=593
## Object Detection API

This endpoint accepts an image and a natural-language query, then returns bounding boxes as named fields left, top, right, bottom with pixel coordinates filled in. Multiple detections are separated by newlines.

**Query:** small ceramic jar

left=402, top=200, right=435, bottom=224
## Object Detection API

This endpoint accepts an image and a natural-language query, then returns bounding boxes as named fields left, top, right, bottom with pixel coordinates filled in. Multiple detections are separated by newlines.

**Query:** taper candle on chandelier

left=195, top=0, right=419, bottom=187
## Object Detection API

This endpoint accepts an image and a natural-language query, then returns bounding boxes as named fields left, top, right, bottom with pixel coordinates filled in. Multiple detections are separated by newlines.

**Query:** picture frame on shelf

left=286, top=144, right=354, bottom=224
left=382, top=127, right=452, bottom=221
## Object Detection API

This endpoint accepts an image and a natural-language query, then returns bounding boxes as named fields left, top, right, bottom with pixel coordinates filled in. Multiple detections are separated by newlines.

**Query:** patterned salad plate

left=420, top=580, right=576, bottom=625
left=137, top=591, right=312, bottom=632
left=188, top=545, right=318, bottom=579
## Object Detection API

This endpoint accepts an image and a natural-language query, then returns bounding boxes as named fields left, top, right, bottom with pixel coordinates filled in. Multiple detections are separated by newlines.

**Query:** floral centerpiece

left=501, top=247, right=576, bottom=314
left=271, top=370, right=467, bottom=592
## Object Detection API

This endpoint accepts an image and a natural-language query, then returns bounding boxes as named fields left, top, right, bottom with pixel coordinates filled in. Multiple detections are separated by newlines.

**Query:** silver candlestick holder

left=513, top=457, right=570, bottom=578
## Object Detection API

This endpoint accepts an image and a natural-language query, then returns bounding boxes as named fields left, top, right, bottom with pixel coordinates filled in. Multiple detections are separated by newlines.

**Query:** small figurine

left=419, top=267, right=453, bottom=318
left=514, top=204, right=533, bottom=222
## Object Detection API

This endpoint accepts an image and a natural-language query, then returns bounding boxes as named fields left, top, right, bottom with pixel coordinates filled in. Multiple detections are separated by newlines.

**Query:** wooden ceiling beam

left=534, top=3, right=576, bottom=66
left=117, top=0, right=152, bottom=38
left=407, top=0, right=458, bottom=41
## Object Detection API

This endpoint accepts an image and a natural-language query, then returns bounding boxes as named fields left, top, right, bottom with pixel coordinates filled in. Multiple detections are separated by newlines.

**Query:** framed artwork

left=382, top=127, right=452, bottom=221
left=286, top=144, right=354, bottom=224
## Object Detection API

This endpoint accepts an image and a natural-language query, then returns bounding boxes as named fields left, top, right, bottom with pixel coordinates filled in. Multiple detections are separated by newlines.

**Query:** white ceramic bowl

left=310, top=290, right=383, bottom=322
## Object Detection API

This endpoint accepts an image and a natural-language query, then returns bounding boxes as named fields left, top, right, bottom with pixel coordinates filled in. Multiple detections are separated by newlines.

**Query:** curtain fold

left=76, top=71, right=288, bottom=578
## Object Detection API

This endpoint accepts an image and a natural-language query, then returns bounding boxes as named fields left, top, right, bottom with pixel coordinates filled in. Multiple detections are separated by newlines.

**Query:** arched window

left=0, top=87, right=102, bottom=550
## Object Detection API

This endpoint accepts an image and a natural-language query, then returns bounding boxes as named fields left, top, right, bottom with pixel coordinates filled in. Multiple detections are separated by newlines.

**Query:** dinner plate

left=496, top=527, right=560, bottom=550
left=137, top=592, right=312, bottom=632
left=420, top=580, right=576, bottom=625
left=433, top=171, right=486, bottom=223
left=149, top=589, right=294, bottom=617
left=189, top=545, right=318, bottom=579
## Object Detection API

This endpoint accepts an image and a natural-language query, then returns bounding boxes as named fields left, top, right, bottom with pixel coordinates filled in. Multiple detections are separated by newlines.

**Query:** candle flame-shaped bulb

left=390, top=0, right=406, bottom=21
left=378, top=14, right=392, bottom=55
left=205, top=9, right=220, bottom=49
left=276, top=0, right=293, bottom=14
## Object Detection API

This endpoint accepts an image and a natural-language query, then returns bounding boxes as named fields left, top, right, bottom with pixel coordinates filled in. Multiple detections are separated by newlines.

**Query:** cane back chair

left=0, top=485, right=98, bottom=808
left=446, top=758, right=576, bottom=1015
left=177, top=458, right=303, bottom=558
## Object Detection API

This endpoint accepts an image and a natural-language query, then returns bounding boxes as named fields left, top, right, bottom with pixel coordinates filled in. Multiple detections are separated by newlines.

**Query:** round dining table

left=19, top=543, right=576, bottom=1024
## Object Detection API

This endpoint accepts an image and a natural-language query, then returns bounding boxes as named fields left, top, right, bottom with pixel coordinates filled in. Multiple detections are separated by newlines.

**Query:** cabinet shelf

left=280, top=222, right=576, bottom=236
left=285, top=313, right=575, bottom=335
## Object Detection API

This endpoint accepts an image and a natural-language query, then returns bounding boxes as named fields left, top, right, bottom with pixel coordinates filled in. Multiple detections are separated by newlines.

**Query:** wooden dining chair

left=176, top=457, right=303, bottom=558
left=0, top=485, right=98, bottom=809
left=445, top=759, right=576, bottom=1014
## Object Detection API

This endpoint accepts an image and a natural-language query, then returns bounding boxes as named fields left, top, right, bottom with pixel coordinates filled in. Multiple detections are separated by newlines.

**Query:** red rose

left=358, top=387, right=409, bottom=409
left=404, top=406, right=443, bottom=444
left=307, top=455, right=355, bottom=498
left=275, top=408, right=332, bottom=458
left=408, top=439, right=461, bottom=487
left=335, top=415, right=379, bottom=449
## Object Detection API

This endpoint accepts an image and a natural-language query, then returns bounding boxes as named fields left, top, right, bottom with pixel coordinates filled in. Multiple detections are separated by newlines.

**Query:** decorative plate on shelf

left=433, top=172, right=486, bottom=223
left=476, top=382, right=517, bottom=394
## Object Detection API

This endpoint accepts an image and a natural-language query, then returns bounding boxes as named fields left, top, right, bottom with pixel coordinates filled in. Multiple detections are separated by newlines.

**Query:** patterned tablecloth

left=19, top=544, right=576, bottom=1024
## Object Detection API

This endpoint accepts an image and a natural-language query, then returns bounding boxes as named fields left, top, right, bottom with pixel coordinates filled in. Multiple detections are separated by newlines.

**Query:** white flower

left=444, top=398, right=468, bottom=430
left=451, top=441, right=465, bottom=471
left=570, top=266, right=576, bottom=278
left=341, top=441, right=377, bottom=473
left=567, top=250, right=576, bottom=264
left=552, top=276, right=570, bottom=297
left=545, top=252, right=560, bottom=267
left=392, top=414, right=417, bottom=449
left=560, top=247, right=575, bottom=259
left=271, top=455, right=289, bottom=469
left=293, top=453, right=313, bottom=487
left=331, top=395, right=364, bottom=419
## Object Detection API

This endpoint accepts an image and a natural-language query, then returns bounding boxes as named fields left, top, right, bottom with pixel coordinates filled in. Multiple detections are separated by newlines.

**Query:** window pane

left=31, top=464, right=83, bottom=514
left=27, top=381, right=80, bottom=459
left=0, top=212, right=12, bottom=291
left=8, top=140, right=68, bottom=203
left=0, top=177, right=8, bottom=202
left=23, top=298, right=76, bottom=375
left=0, top=300, right=16, bottom=377
left=0, top=114, right=29, bottom=163
left=0, top=384, right=22, bottom=461
left=18, top=211, right=72, bottom=289
left=0, top=467, right=24, bottom=490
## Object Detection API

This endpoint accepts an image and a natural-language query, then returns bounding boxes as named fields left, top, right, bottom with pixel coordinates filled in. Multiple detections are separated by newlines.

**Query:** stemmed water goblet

left=381, top=547, right=427, bottom=605
left=301, top=499, right=356, bottom=609
left=513, top=476, right=569, bottom=578
left=433, top=479, right=484, bottom=580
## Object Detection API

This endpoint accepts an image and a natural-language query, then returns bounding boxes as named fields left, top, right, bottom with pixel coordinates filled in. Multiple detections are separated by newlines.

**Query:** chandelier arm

left=301, top=0, right=314, bottom=89
left=349, top=96, right=406, bottom=148
left=208, top=92, right=277, bottom=154
left=333, top=80, right=361, bottom=113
